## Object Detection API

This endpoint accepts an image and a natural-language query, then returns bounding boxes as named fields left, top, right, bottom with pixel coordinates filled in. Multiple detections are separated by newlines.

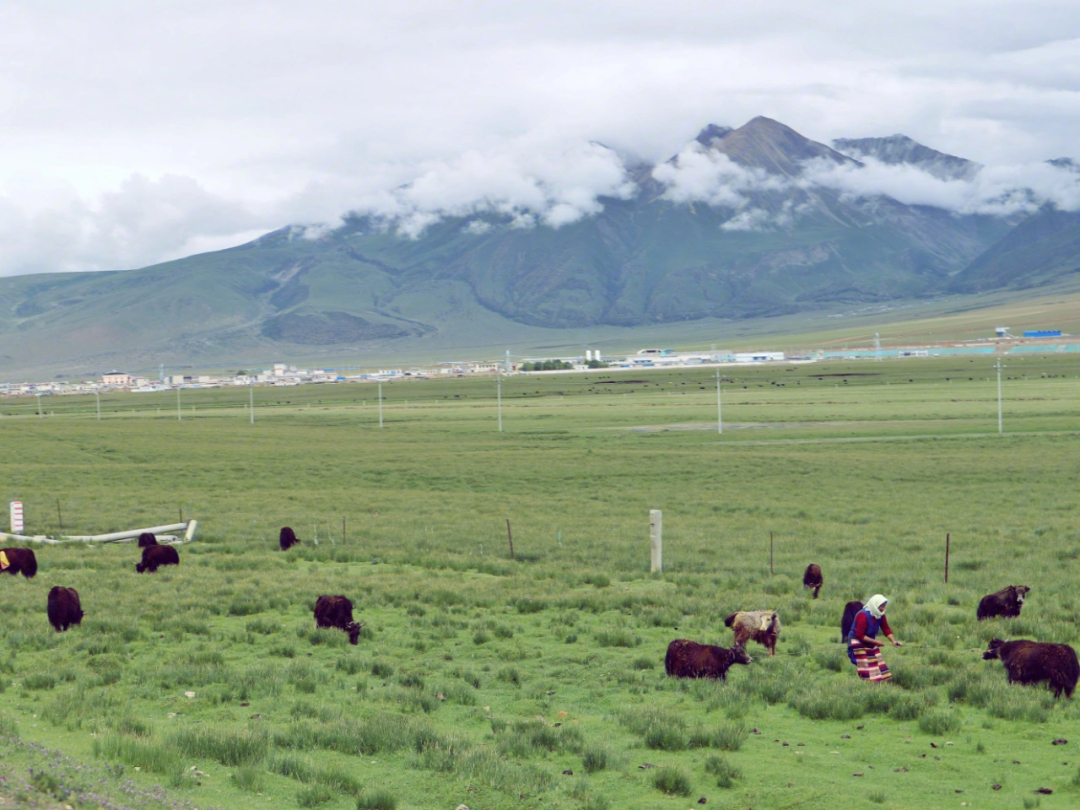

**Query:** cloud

left=4, top=2, right=1080, bottom=273
left=0, top=174, right=262, bottom=276
left=652, top=143, right=788, bottom=209
left=799, top=156, right=1080, bottom=216
left=348, top=139, right=637, bottom=238
left=646, top=138, right=1080, bottom=230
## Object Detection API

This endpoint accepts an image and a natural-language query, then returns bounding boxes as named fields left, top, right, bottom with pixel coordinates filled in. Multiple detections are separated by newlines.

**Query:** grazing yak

left=137, top=532, right=158, bottom=547
left=279, top=527, right=299, bottom=551
left=665, top=639, right=752, bottom=679
left=977, top=585, right=1031, bottom=621
left=841, top=600, right=864, bottom=642
left=136, top=544, right=179, bottom=573
left=47, top=586, right=84, bottom=632
left=803, top=563, right=823, bottom=599
left=725, top=610, right=781, bottom=656
left=0, top=547, right=37, bottom=579
left=983, top=638, right=1079, bottom=698
left=314, top=595, right=365, bottom=644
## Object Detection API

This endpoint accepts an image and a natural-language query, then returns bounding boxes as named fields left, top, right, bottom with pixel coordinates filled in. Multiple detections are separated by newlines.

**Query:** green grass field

left=2, top=355, right=1080, bottom=810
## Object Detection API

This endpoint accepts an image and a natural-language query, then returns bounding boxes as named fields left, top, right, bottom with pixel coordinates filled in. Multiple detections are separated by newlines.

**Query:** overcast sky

left=2, top=0, right=1080, bottom=277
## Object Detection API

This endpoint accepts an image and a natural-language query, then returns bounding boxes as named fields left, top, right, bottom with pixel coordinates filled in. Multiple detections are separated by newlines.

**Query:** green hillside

left=2, top=117, right=1077, bottom=380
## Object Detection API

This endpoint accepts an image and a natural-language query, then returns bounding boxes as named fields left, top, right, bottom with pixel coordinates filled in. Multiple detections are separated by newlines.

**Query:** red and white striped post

left=10, top=501, right=24, bottom=533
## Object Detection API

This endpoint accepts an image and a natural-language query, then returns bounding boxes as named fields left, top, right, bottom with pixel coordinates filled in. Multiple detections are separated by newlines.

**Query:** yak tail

left=723, top=612, right=739, bottom=628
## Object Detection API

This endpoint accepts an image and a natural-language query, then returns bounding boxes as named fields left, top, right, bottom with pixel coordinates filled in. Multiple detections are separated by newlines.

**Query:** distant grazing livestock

left=841, top=600, right=864, bottom=642
left=803, top=564, right=823, bottom=599
left=725, top=610, right=781, bottom=656
left=137, top=532, right=158, bottom=547
left=47, top=586, right=84, bottom=632
left=279, top=527, right=299, bottom=551
left=977, top=585, right=1031, bottom=621
left=983, top=638, right=1079, bottom=698
left=136, top=544, right=179, bottom=573
left=0, top=547, right=37, bottom=579
left=314, top=595, right=365, bottom=644
left=665, top=639, right=752, bottom=679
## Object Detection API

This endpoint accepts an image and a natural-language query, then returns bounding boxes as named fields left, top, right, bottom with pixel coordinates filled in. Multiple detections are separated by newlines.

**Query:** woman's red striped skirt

left=850, top=639, right=891, bottom=682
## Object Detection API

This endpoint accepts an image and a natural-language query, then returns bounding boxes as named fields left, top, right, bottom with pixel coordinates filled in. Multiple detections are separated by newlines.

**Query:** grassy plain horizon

left=2, top=355, right=1080, bottom=809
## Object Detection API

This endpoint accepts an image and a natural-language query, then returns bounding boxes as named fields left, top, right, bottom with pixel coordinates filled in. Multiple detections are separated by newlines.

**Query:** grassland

left=2, top=354, right=1080, bottom=810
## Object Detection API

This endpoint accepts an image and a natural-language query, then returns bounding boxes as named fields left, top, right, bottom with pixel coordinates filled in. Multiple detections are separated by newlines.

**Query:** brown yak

left=983, top=638, right=1079, bottom=698
left=279, top=527, right=299, bottom=551
left=802, top=563, right=823, bottom=599
left=314, top=595, right=365, bottom=644
left=47, top=586, right=84, bottom=632
left=665, top=639, right=752, bottom=679
left=136, top=544, right=179, bottom=573
left=0, top=547, right=37, bottom=579
left=977, top=585, right=1030, bottom=621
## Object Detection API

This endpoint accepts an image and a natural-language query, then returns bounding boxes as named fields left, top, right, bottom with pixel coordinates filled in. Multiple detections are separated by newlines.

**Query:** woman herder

left=846, top=594, right=902, bottom=682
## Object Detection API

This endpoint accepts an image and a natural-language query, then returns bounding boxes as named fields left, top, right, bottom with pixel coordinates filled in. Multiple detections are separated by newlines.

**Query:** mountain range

left=2, top=115, right=1079, bottom=378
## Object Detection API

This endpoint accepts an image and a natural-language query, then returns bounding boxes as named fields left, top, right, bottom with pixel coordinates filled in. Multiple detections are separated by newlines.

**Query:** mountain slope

left=949, top=206, right=1080, bottom=292
left=832, top=134, right=980, bottom=180
left=0, top=117, right=1040, bottom=376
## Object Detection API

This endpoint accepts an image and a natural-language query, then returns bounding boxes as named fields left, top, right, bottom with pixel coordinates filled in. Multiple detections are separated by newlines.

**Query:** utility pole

left=996, top=359, right=1004, bottom=435
left=95, top=389, right=101, bottom=421
left=378, top=381, right=383, bottom=428
left=249, top=378, right=254, bottom=424
left=177, top=386, right=182, bottom=422
left=716, top=369, right=723, bottom=435
left=497, top=371, right=503, bottom=432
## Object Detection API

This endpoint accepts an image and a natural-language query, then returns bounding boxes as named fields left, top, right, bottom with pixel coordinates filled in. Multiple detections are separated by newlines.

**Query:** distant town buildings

left=0, top=325, right=1073, bottom=398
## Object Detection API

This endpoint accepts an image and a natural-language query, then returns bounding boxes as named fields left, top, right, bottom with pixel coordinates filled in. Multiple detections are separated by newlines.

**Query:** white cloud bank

left=0, top=174, right=263, bottom=276
left=643, top=138, right=1080, bottom=232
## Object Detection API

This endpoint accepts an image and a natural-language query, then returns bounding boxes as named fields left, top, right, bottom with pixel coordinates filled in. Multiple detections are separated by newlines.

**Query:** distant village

left=0, top=327, right=1072, bottom=397
left=1, top=349, right=788, bottom=396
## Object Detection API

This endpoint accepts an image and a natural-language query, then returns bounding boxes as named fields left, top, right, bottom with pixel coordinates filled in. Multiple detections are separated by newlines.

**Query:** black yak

left=977, top=585, right=1030, bottom=621
left=725, top=610, right=781, bottom=656
left=314, top=595, right=364, bottom=644
left=803, top=563, right=823, bottom=599
left=137, top=532, right=158, bottom=547
left=136, top=544, right=179, bottom=573
left=841, top=600, right=864, bottom=642
left=983, top=638, right=1079, bottom=698
left=0, top=547, right=37, bottom=579
left=665, top=639, right=752, bottom=679
left=47, top=586, right=84, bottom=632
left=279, top=527, right=299, bottom=551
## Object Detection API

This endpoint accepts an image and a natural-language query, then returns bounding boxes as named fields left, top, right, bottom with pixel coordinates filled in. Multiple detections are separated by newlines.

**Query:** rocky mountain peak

left=832, top=134, right=980, bottom=181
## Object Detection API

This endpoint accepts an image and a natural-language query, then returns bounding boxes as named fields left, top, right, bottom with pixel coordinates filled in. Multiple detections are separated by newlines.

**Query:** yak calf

left=314, top=595, right=365, bottom=644
left=984, top=638, right=1079, bottom=698
left=725, top=610, right=781, bottom=656
left=0, top=547, right=37, bottom=579
left=977, top=585, right=1030, bottom=621
left=665, top=639, right=751, bottom=679
left=47, top=586, right=84, bottom=632
left=803, top=563, right=823, bottom=599
left=136, top=544, right=179, bottom=573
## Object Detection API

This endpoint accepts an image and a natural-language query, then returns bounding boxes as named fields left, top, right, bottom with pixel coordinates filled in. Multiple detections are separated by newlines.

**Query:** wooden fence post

left=506, top=519, right=515, bottom=560
left=945, top=532, right=950, bottom=584
left=650, top=510, right=662, bottom=573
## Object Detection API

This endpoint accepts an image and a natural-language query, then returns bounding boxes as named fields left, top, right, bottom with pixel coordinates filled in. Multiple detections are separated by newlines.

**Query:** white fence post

left=650, top=509, right=662, bottom=573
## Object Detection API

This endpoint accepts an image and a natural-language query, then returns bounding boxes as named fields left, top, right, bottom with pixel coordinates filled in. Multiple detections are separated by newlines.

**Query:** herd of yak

left=666, top=565, right=1078, bottom=699
left=1, top=538, right=1077, bottom=699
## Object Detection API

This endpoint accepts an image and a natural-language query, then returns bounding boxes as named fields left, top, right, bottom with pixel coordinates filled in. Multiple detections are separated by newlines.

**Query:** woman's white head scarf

left=865, top=594, right=888, bottom=619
